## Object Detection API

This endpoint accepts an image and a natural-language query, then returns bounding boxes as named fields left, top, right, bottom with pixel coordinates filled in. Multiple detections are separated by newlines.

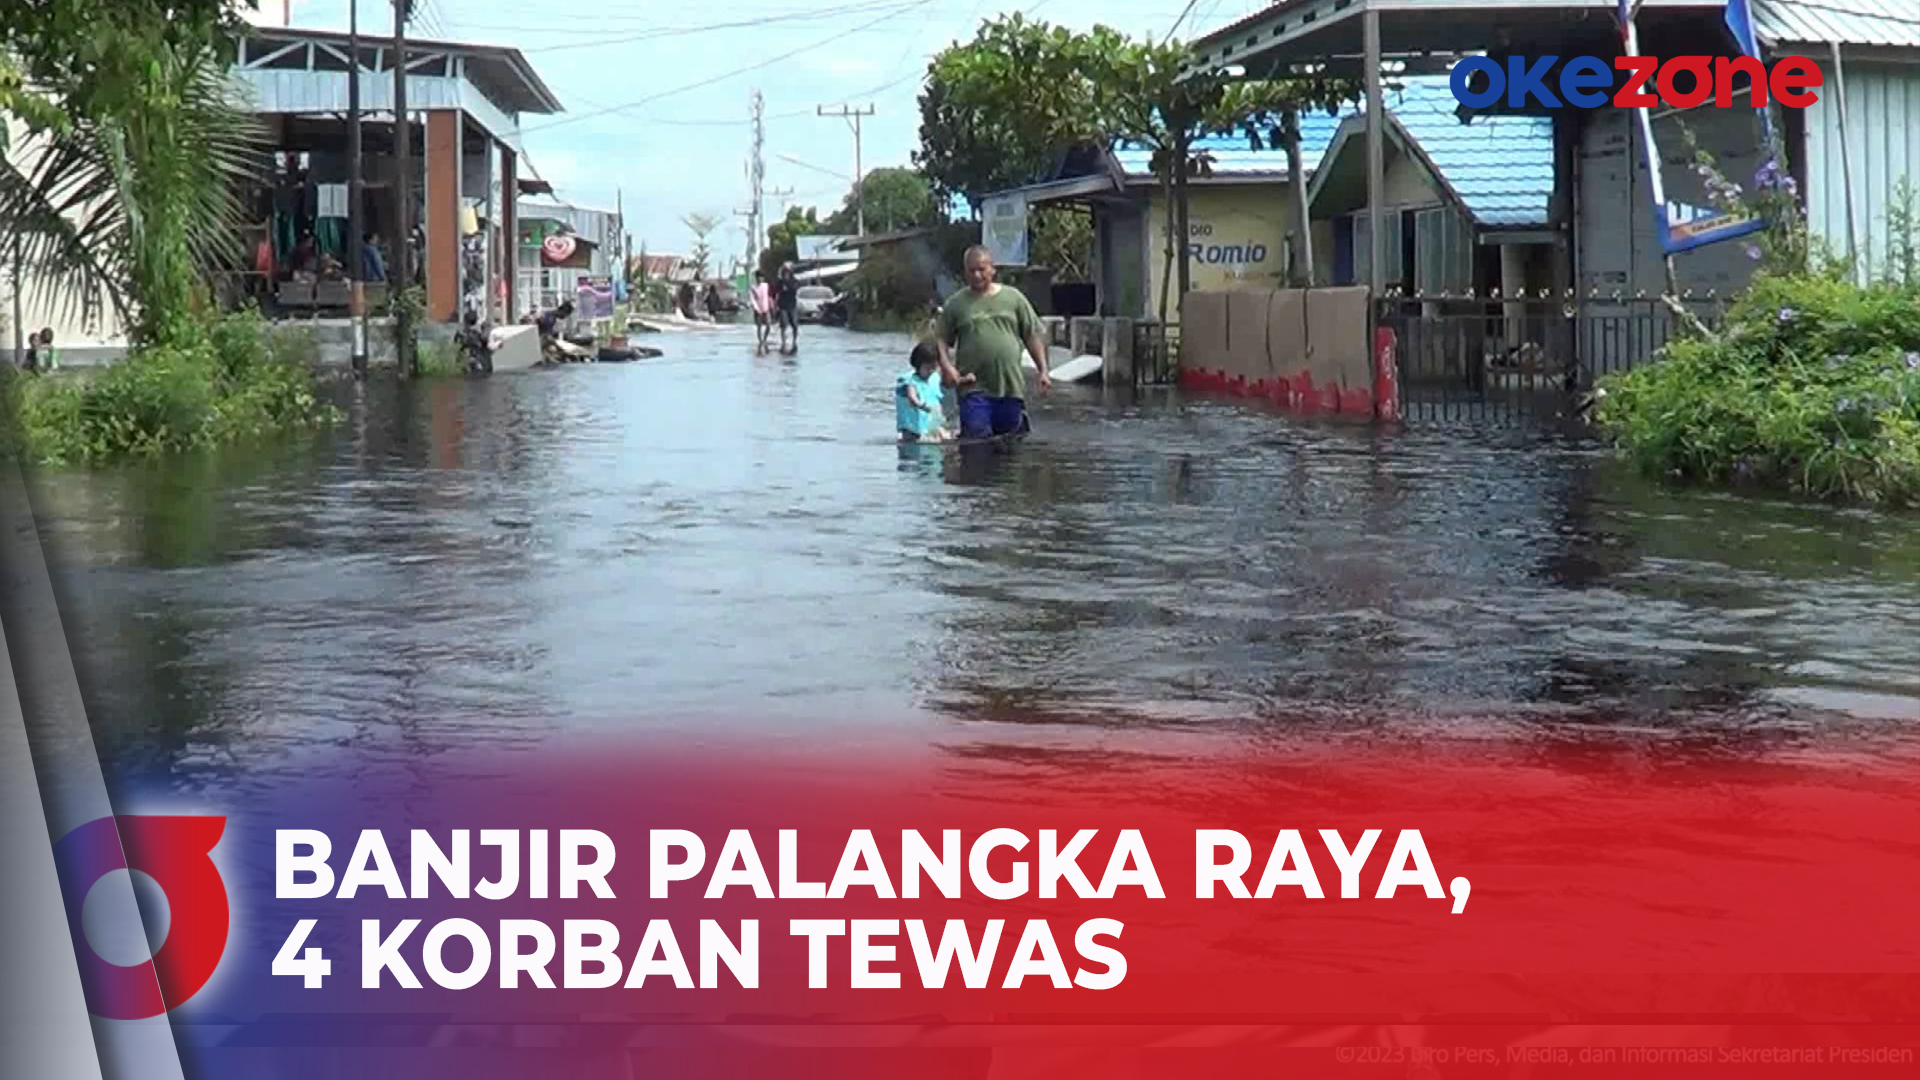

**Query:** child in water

left=896, top=342, right=953, bottom=443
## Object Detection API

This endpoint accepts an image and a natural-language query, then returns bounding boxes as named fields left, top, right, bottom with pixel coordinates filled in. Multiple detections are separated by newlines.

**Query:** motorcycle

left=457, top=309, right=494, bottom=374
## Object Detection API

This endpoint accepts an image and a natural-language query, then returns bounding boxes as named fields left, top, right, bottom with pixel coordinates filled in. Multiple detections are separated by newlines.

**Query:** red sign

left=1373, top=326, right=1400, bottom=422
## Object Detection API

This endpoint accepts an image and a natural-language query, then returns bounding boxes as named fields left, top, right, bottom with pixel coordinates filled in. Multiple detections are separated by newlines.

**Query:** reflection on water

left=19, top=327, right=1920, bottom=791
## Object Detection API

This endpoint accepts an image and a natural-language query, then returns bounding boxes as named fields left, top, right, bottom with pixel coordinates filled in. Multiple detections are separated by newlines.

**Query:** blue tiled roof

left=1109, top=76, right=1554, bottom=227
left=1379, top=77, right=1555, bottom=227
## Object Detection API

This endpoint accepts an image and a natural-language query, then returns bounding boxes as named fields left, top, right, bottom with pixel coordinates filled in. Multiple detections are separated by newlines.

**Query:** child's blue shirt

left=895, top=370, right=943, bottom=436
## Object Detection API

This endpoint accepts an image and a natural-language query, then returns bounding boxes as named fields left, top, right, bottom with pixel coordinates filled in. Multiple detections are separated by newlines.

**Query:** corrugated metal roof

left=1112, top=77, right=1554, bottom=227
left=1384, top=78, right=1556, bottom=226
left=1109, top=108, right=1347, bottom=181
left=1754, top=0, right=1920, bottom=48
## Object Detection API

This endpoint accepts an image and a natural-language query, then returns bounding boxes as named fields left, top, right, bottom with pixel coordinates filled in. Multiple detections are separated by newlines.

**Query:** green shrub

left=12, top=311, right=338, bottom=466
left=416, top=336, right=464, bottom=377
left=1597, top=271, right=1920, bottom=505
left=1597, top=119, right=1920, bottom=506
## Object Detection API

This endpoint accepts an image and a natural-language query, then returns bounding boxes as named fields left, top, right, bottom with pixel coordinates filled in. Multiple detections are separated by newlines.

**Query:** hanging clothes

left=316, top=218, right=345, bottom=261
left=316, top=183, right=348, bottom=219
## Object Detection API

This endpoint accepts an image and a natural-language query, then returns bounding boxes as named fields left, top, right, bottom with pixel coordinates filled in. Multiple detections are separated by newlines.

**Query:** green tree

left=760, top=205, right=821, bottom=279
left=1104, top=39, right=1359, bottom=323
left=683, top=213, right=720, bottom=279
left=1030, top=206, right=1092, bottom=281
left=823, top=167, right=939, bottom=235
left=914, top=15, right=1362, bottom=324
left=0, top=1, right=265, bottom=344
left=1, top=1, right=249, bottom=139
left=913, top=14, right=1121, bottom=217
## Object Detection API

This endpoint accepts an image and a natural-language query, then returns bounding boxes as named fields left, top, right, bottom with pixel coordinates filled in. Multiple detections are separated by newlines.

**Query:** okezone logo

left=51, top=816, right=231, bottom=1020
left=1449, top=54, right=1825, bottom=110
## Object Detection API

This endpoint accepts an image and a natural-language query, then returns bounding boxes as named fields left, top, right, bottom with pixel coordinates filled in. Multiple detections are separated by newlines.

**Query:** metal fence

left=1377, top=293, right=1728, bottom=424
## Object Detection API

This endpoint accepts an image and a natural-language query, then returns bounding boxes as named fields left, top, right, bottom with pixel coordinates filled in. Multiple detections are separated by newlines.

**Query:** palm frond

left=0, top=121, right=133, bottom=333
left=0, top=31, right=267, bottom=342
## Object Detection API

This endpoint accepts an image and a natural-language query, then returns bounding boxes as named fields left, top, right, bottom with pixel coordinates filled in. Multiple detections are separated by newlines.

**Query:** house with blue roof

left=1183, top=0, right=1920, bottom=387
left=1304, top=78, right=1557, bottom=296
left=984, top=76, right=1558, bottom=322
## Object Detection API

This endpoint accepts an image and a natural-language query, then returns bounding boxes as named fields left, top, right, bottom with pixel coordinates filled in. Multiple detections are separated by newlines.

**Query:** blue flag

left=1724, top=0, right=1761, bottom=59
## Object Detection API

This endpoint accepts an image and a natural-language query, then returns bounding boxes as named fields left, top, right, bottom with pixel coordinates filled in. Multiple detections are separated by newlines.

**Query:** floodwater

left=22, top=325, right=1920, bottom=792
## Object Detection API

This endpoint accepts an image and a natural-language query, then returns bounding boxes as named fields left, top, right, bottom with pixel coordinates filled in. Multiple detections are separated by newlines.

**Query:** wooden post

left=1103, top=317, right=1135, bottom=387
left=1070, top=316, right=1098, bottom=357
left=348, top=1, right=366, bottom=376
left=1364, top=11, right=1385, bottom=299
left=393, top=0, right=415, bottom=376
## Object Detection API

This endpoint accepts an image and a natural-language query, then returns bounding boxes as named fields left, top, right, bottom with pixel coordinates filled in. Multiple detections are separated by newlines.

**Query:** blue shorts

left=958, top=394, right=1026, bottom=439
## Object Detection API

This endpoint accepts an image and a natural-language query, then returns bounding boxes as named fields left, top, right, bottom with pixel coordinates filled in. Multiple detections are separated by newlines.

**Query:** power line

left=510, top=0, right=921, bottom=55
left=817, top=104, right=875, bottom=235
left=457, top=0, right=911, bottom=36
left=1164, top=0, right=1203, bottom=44
left=519, top=0, right=936, bottom=135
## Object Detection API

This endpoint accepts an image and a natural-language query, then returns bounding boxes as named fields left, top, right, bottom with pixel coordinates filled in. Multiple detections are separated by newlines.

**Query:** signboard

left=1622, top=1, right=1768, bottom=256
left=541, top=232, right=596, bottom=269
left=576, top=275, right=615, bottom=321
left=982, top=193, right=1029, bottom=267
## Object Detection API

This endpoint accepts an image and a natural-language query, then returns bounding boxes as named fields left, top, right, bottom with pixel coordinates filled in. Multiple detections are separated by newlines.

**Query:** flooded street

left=24, top=325, right=1920, bottom=792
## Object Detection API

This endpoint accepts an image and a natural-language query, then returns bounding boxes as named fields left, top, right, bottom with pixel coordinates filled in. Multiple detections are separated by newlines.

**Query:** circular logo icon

left=52, top=816, right=230, bottom=1020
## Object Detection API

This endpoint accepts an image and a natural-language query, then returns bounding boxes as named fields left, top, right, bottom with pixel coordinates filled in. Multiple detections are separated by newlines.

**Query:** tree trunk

left=1174, top=133, right=1192, bottom=306
left=10, top=239, right=23, bottom=369
left=1285, top=111, right=1313, bottom=287
left=1157, top=168, right=1176, bottom=330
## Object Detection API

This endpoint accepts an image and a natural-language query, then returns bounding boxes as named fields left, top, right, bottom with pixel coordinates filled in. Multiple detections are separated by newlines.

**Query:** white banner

left=981, top=193, right=1029, bottom=267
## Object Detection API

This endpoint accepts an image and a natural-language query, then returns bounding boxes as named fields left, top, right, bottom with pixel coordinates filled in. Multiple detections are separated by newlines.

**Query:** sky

left=279, top=0, right=1278, bottom=267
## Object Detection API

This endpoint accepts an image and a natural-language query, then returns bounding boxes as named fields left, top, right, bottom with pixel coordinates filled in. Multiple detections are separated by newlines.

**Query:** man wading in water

left=935, top=246, right=1050, bottom=439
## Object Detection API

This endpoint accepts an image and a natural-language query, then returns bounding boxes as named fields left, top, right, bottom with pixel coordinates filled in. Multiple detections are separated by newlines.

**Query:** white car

left=794, top=285, right=838, bottom=324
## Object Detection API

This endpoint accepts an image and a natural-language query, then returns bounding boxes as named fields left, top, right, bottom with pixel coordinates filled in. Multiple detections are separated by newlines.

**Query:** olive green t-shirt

left=937, top=285, right=1039, bottom=399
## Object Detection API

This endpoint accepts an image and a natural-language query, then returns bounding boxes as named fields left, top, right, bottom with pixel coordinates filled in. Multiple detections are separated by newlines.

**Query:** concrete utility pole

left=817, top=103, right=874, bottom=236
left=734, top=205, right=756, bottom=271
left=747, top=90, right=765, bottom=274
left=393, top=0, right=416, bottom=376
left=348, top=0, right=367, bottom=377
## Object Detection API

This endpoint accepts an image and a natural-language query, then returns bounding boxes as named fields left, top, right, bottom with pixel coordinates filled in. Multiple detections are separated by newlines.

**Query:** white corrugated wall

left=1801, top=58, right=1920, bottom=284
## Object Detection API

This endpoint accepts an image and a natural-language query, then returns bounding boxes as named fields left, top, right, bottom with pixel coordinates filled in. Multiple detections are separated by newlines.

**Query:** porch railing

left=1376, top=292, right=1729, bottom=422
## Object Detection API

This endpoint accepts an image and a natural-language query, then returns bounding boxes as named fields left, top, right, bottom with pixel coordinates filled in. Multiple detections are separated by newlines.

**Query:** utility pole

left=348, top=0, right=367, bottom=377
left=393, top=0, right=416, bottom=377
left=817, top=103, right=874, bottom=236
left=765, top=185, right=795, bottom=224
left=747, top=90, right=765, bottom=275
left=618, top=187, right=632, bottom=293
left=734, top=205, right=756, bottom=273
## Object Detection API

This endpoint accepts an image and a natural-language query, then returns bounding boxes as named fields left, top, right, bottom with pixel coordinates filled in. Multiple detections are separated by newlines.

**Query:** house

left=978, top=77, right=1558, bottom=324
left=981, top=119, right=1342, bottom=321
left=229, top=24, right=564, bottom=325
left=516, top=198, right=626, bottom=317
left=1183, top=0, right=1920, bottom=382
left=631, top=253, right=695, bottom=284
left=1305, top=78, right=1557, bottom=297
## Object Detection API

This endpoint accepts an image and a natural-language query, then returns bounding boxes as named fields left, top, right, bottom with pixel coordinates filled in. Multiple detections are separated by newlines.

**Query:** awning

left=795, top=262, right=859, bottom=284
